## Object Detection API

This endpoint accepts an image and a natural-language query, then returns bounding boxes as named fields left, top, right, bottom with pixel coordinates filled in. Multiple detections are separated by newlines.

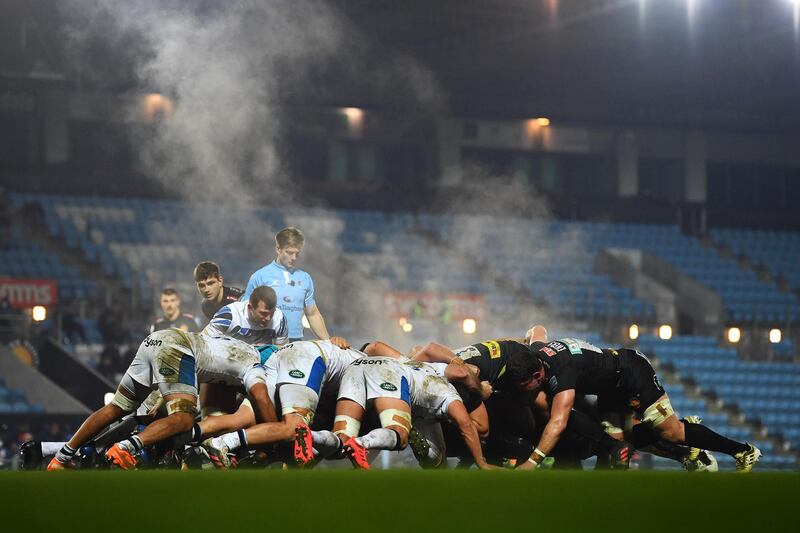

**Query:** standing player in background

left=149, top=288, right=199, bottom=333
left=194, top=261, right=243, bottom=322
left=243, top=227, right=329, bottom=342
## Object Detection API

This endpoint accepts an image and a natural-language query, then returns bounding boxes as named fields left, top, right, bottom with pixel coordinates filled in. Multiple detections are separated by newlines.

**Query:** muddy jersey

left=204, top=300, right=288, bottom=346
left=530, top=338, right=626, bottom=397
left=454, top=339, right=533, bottom=394
left=338, top=357, right=462, bottom=419
left=265, top=340, right=365, bottom=395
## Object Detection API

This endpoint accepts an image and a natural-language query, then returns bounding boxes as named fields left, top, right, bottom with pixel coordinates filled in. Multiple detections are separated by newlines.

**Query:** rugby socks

left=357, top=428, right=398, bottom=451
left=312, top=430, right=343, bottom=456
left=216, top=429, right=247, bottom=451
left=41, top=441, right=68, bottom=456
left=118, top=435, right=144, bottom=454
left=682, top=421, right=749, bottom=456
left=191, top=423, right=203, bottom=444
left=54, top=444, right=77, bottom=465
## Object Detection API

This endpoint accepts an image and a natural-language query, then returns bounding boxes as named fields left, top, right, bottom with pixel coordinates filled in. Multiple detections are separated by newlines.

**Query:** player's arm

left=517, top=388, right=575, bottom=470
left=304, top=303, right=330, bottom=340
left=443, top=360, right=484, bottom=398
left=410, top=342, right=460, bottom=364
left=447, top=400, right=495, bottom=471
left=469, top=402, right=490, bottom=437
left=362, top=340, right=405, bottom=358
left=243, top=365, right=278, bottom=424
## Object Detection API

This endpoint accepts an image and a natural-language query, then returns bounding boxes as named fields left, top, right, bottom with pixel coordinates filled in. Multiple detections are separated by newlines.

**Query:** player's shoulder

left=225, top=286, right=244, bottom=299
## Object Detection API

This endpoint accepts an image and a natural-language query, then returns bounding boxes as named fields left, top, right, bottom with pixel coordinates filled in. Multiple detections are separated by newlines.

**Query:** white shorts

left=337, top=358, right=410, bottom=409
left=120, top=332, right=198, bottom=406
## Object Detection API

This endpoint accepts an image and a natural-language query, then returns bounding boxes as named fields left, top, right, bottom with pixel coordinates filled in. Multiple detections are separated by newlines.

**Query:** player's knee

left=170, top=411, right=196, bottom=433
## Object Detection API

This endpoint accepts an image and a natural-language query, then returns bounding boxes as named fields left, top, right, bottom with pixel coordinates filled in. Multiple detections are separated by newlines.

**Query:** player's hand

left=330, top=336, right=350, bottom=349
left=476, top=461, right=503, bottom=471
left=514, top=458, right=539, bottom=471
left=479, top=381, right=493, bottom=400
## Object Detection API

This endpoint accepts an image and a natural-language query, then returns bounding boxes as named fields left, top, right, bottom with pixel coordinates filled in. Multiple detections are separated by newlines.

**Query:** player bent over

left=516, top=338, right=760, bottom=472
left=310, top=356, right=495, bottom=470
left=47, top=329, right=275, bottom=470
left=201, top=339, right=362, bottom=468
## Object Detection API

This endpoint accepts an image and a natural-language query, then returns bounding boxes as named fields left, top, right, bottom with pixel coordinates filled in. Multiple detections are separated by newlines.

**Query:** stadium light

left=398, top=317, right=407, bottom=326
left=462, top=318, right=477, bottom=335
left=301, top=315, right=310, bottom=329
left=769, top=328, right=782, bottom=344
left=727, top=327, right=741, bottom=344
left=658, top=324, right=672, bottom=340
left=342, top=107, right=365, bottom=135
left=31, top=305, right=47, bottom=322
left=535, top=117, right=551, bottom=127
left=103, top=392, right=114, bottom=406
left=402, top=322, right=413, bottom=333
left=628, top=324, right=639, bottom=340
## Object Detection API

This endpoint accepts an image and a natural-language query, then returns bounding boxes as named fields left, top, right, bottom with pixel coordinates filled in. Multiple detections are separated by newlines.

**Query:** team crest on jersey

left=380, top=382, right=398, bottom=392
left=481, top=341, right=502, bottom=359
left=289, top=369, right=305, bottom=379
left=159, top=367, right=176, bottom=377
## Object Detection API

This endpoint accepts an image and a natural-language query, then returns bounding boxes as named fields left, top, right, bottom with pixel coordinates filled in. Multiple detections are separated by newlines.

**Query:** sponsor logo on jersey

left=353, top=359, right=384, bottom=366
left=481, top=340, right=502, bottom=359
left=144, top=337, right=163, bottom=348
left=159, top=367, right=176, bottom=377
left=289, top=369, right=305, bottom=379
left=541, top=347, right=557, bottom=357
left=547, top=341, right=567, bottom=353
left=283, top=296, right=291, bottom=303
left=564, top=340, right=582, bottom=356
left=380, top=382, right=398, bottom=392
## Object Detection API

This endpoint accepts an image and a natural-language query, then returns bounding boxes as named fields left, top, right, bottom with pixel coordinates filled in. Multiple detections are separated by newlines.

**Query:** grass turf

left=1, top=470, right=796, bottom=532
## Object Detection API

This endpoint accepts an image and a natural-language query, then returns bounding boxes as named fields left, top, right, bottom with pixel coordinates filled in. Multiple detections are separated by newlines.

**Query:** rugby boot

left=734, top=444, right=761, bottom=472
left=609, top=439, right=632, bottom=470
left=343, top=437, right=371, bottom=470
left=293, top=423, right=316, bottom=468
left=199, top=438, right=232, bottom=469
left=684, top=449, right=718, bottom=472
left=19, top=440, right=43, bottom=470
left=408, top=428, right=441, bottom=469
left=105, top=443, right=139, bottom=470
left=46, top=456, right=71, bottom=471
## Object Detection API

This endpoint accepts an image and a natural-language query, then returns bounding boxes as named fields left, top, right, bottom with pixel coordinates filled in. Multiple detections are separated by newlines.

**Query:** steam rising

left=59, top=0, right=589, bottom=347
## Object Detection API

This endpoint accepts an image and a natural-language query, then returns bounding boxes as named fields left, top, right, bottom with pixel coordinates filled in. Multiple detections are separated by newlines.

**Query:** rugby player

left=243, top=227, right=329, bottom=342
left=46, top=329, right=276, bottom=470
left=514, top=337, right=761, bottom=472
left=204, top=285, right=288, bottom=346
left=149, top=287, right=199, bottom=333
left=200, top=338, right=363, bottom=468
left=308, top=354, right=495, bottom=471
left=413, top=336, right=632, bottom=469
left=194, top=261, right=243, bottom=321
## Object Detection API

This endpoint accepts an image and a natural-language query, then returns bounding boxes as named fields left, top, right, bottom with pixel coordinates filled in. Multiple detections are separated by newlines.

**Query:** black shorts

left=597, top=349, right=665, bottom=419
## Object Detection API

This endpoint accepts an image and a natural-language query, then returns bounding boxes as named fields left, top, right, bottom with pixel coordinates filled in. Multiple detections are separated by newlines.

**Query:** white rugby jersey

left=159, top=329, right=262, bottom=389
left=203, top=300, right=289, bottom=346
left=268, top=340, right=364, bottom=390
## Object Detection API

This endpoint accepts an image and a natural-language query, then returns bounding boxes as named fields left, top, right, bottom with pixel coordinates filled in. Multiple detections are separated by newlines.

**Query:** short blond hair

left=275, top=227, right=304, bottom=249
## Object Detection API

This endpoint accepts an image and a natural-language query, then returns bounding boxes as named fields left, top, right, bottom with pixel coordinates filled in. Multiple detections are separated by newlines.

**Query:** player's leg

left=309, top=398, right=365, bottom=462
left=345, top=397, right=411, bottom=469
left=46, top=382, right=141, bottom=470
left=105, top=391, right=196, bottom=470
left=644, top=396, right=758, bottom=471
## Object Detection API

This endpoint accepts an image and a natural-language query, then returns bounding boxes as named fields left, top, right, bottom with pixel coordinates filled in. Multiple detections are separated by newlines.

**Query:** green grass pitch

left=1, top=470, right=796, bottom=532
